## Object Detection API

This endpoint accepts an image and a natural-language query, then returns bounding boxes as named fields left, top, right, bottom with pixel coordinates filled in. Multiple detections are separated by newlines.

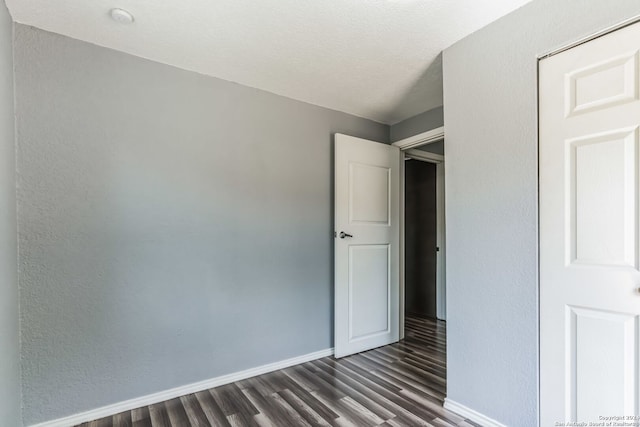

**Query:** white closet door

left=540, top=21, right=640, bottom=424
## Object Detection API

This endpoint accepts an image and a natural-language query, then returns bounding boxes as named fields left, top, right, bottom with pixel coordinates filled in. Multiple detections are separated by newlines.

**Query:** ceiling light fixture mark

left=109, top=8, right=135, bottom=25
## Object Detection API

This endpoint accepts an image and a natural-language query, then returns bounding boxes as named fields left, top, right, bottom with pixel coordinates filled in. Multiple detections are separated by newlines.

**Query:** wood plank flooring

left=79, top=316, right=478, bottom=427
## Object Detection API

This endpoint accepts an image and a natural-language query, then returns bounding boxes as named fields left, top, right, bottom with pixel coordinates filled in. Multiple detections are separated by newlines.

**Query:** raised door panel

left=566, top=307, right=639, bottom=420
left=566, top=51, right=638, bottom=117
left=349, top=163, right=391, bottom=225
left=349, top=245, right=390, bottom=341
left=566, top=128, right=639, bottom=268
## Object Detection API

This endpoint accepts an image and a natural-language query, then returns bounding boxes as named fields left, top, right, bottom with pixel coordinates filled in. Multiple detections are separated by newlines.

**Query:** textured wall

left=443, top=0, right=640, bottom=425
left=0, top=3, right=21, bottom=426
left=390, top=106, right=443, bottom=142
left=14, top=25, right=388, bottom=425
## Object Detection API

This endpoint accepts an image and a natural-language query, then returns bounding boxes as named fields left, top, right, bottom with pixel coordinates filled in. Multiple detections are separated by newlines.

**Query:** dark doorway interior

left=405, top=159, right=437, bottom=319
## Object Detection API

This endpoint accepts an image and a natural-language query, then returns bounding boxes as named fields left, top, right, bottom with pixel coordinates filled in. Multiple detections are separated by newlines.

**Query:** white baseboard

left=443, top=398, right=507, bottom=427
left=30, top=347, right=334, bottom=427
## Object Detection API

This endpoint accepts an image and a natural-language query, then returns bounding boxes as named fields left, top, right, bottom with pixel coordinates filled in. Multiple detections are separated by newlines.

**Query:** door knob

left=339, top=232, right=353, bottom=239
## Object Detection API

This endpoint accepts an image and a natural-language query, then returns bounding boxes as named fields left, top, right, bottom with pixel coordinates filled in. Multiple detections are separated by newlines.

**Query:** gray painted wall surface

left=390, top=106, right=443, bottom=142
left=0, top=4, right=21, bottom=426
left=14, top=25, right=388, bottom=425
left=416, top=140, right=444, bottom=155
left=443, top=1, right=640, bottom=425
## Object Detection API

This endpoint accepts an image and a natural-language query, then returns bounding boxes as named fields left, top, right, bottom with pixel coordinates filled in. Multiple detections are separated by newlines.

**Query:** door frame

left=392, top=126, right=445, bottom=339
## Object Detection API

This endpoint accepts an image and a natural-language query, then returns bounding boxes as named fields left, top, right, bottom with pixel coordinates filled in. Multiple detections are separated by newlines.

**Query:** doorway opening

left=333, top=129, right=449, bottom=412
left=392, top=127, right=446, bottom=338
left=405, top=158, right=438, bottom=319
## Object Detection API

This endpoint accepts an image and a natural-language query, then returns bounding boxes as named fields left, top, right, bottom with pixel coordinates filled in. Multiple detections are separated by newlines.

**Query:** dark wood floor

left=79, top=316, right=478, bottom=427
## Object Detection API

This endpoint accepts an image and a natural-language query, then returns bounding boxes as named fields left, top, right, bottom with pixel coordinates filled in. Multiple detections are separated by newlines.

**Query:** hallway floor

left=79, top=316, right=478, bottom=426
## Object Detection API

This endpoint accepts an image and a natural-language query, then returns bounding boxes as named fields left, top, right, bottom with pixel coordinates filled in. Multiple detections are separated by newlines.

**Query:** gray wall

left=14, top=25, right=388, bottom=425
left=390, top=106, right=443, bottom=142
left=443, top=1, right=640, bottom=425
left=0, top=3, right=21, bottom=426
left=416, top=140, right=444, bottom=156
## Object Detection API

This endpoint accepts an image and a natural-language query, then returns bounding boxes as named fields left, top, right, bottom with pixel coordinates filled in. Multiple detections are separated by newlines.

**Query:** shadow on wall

left=386, top=52, right=443, bottom=127
left=387, top=52, right=444, bottom=142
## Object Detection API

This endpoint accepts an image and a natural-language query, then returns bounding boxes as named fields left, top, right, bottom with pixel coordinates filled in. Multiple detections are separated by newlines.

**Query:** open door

left=334, top=134, right=400, bottom=358
left=540, top=21, right=640, bottom=424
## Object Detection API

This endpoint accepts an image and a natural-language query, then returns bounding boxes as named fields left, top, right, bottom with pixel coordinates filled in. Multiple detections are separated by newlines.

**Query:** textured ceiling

left=6, top=0, right=533, bottom=124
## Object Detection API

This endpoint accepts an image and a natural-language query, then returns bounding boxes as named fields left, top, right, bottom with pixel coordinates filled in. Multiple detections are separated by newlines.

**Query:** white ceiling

left=6, top=0, right=533, bottom=124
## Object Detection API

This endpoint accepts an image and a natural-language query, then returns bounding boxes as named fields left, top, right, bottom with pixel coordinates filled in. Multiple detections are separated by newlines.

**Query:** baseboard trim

left=443, top=398, right=507, bottom=427
left=30, top=347, right=334, bottom=427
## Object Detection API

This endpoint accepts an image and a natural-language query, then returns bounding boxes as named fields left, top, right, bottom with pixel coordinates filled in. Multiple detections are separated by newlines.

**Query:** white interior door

left=334, top=134, right=400, bottom=358
left=540, top=21, right=640, bottom=424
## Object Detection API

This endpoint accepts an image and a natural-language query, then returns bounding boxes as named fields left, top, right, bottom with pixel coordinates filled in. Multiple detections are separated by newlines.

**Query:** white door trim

left=397, top=130, right=446, bottom=339
left=405, top=148, right=444, bottom=164
left=539, top=14, right=640, bottom=59
left=392, top=127, right=444, bottom=150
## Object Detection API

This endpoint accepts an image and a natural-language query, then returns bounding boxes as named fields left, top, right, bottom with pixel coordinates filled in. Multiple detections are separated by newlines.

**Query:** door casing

left=392, top=127, right=446, bottom=339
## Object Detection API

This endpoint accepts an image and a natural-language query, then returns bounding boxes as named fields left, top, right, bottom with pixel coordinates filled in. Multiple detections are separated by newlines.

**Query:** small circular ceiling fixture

left=109, top=8, right=135, bottom=24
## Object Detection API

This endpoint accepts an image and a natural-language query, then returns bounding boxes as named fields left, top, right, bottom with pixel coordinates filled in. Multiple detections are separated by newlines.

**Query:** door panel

left=349, top=245, right=390, bottom=340
left=567, top=52, right=638, bottom=116
left=335, top=134, right=399, bottom=358
left=540, top=21, right=640, bottom=424
left=567, top=307, right=639, bottom=421
left=569, top=128, right=638, bottom=267
left=349, top=163, right=390, bottom=224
